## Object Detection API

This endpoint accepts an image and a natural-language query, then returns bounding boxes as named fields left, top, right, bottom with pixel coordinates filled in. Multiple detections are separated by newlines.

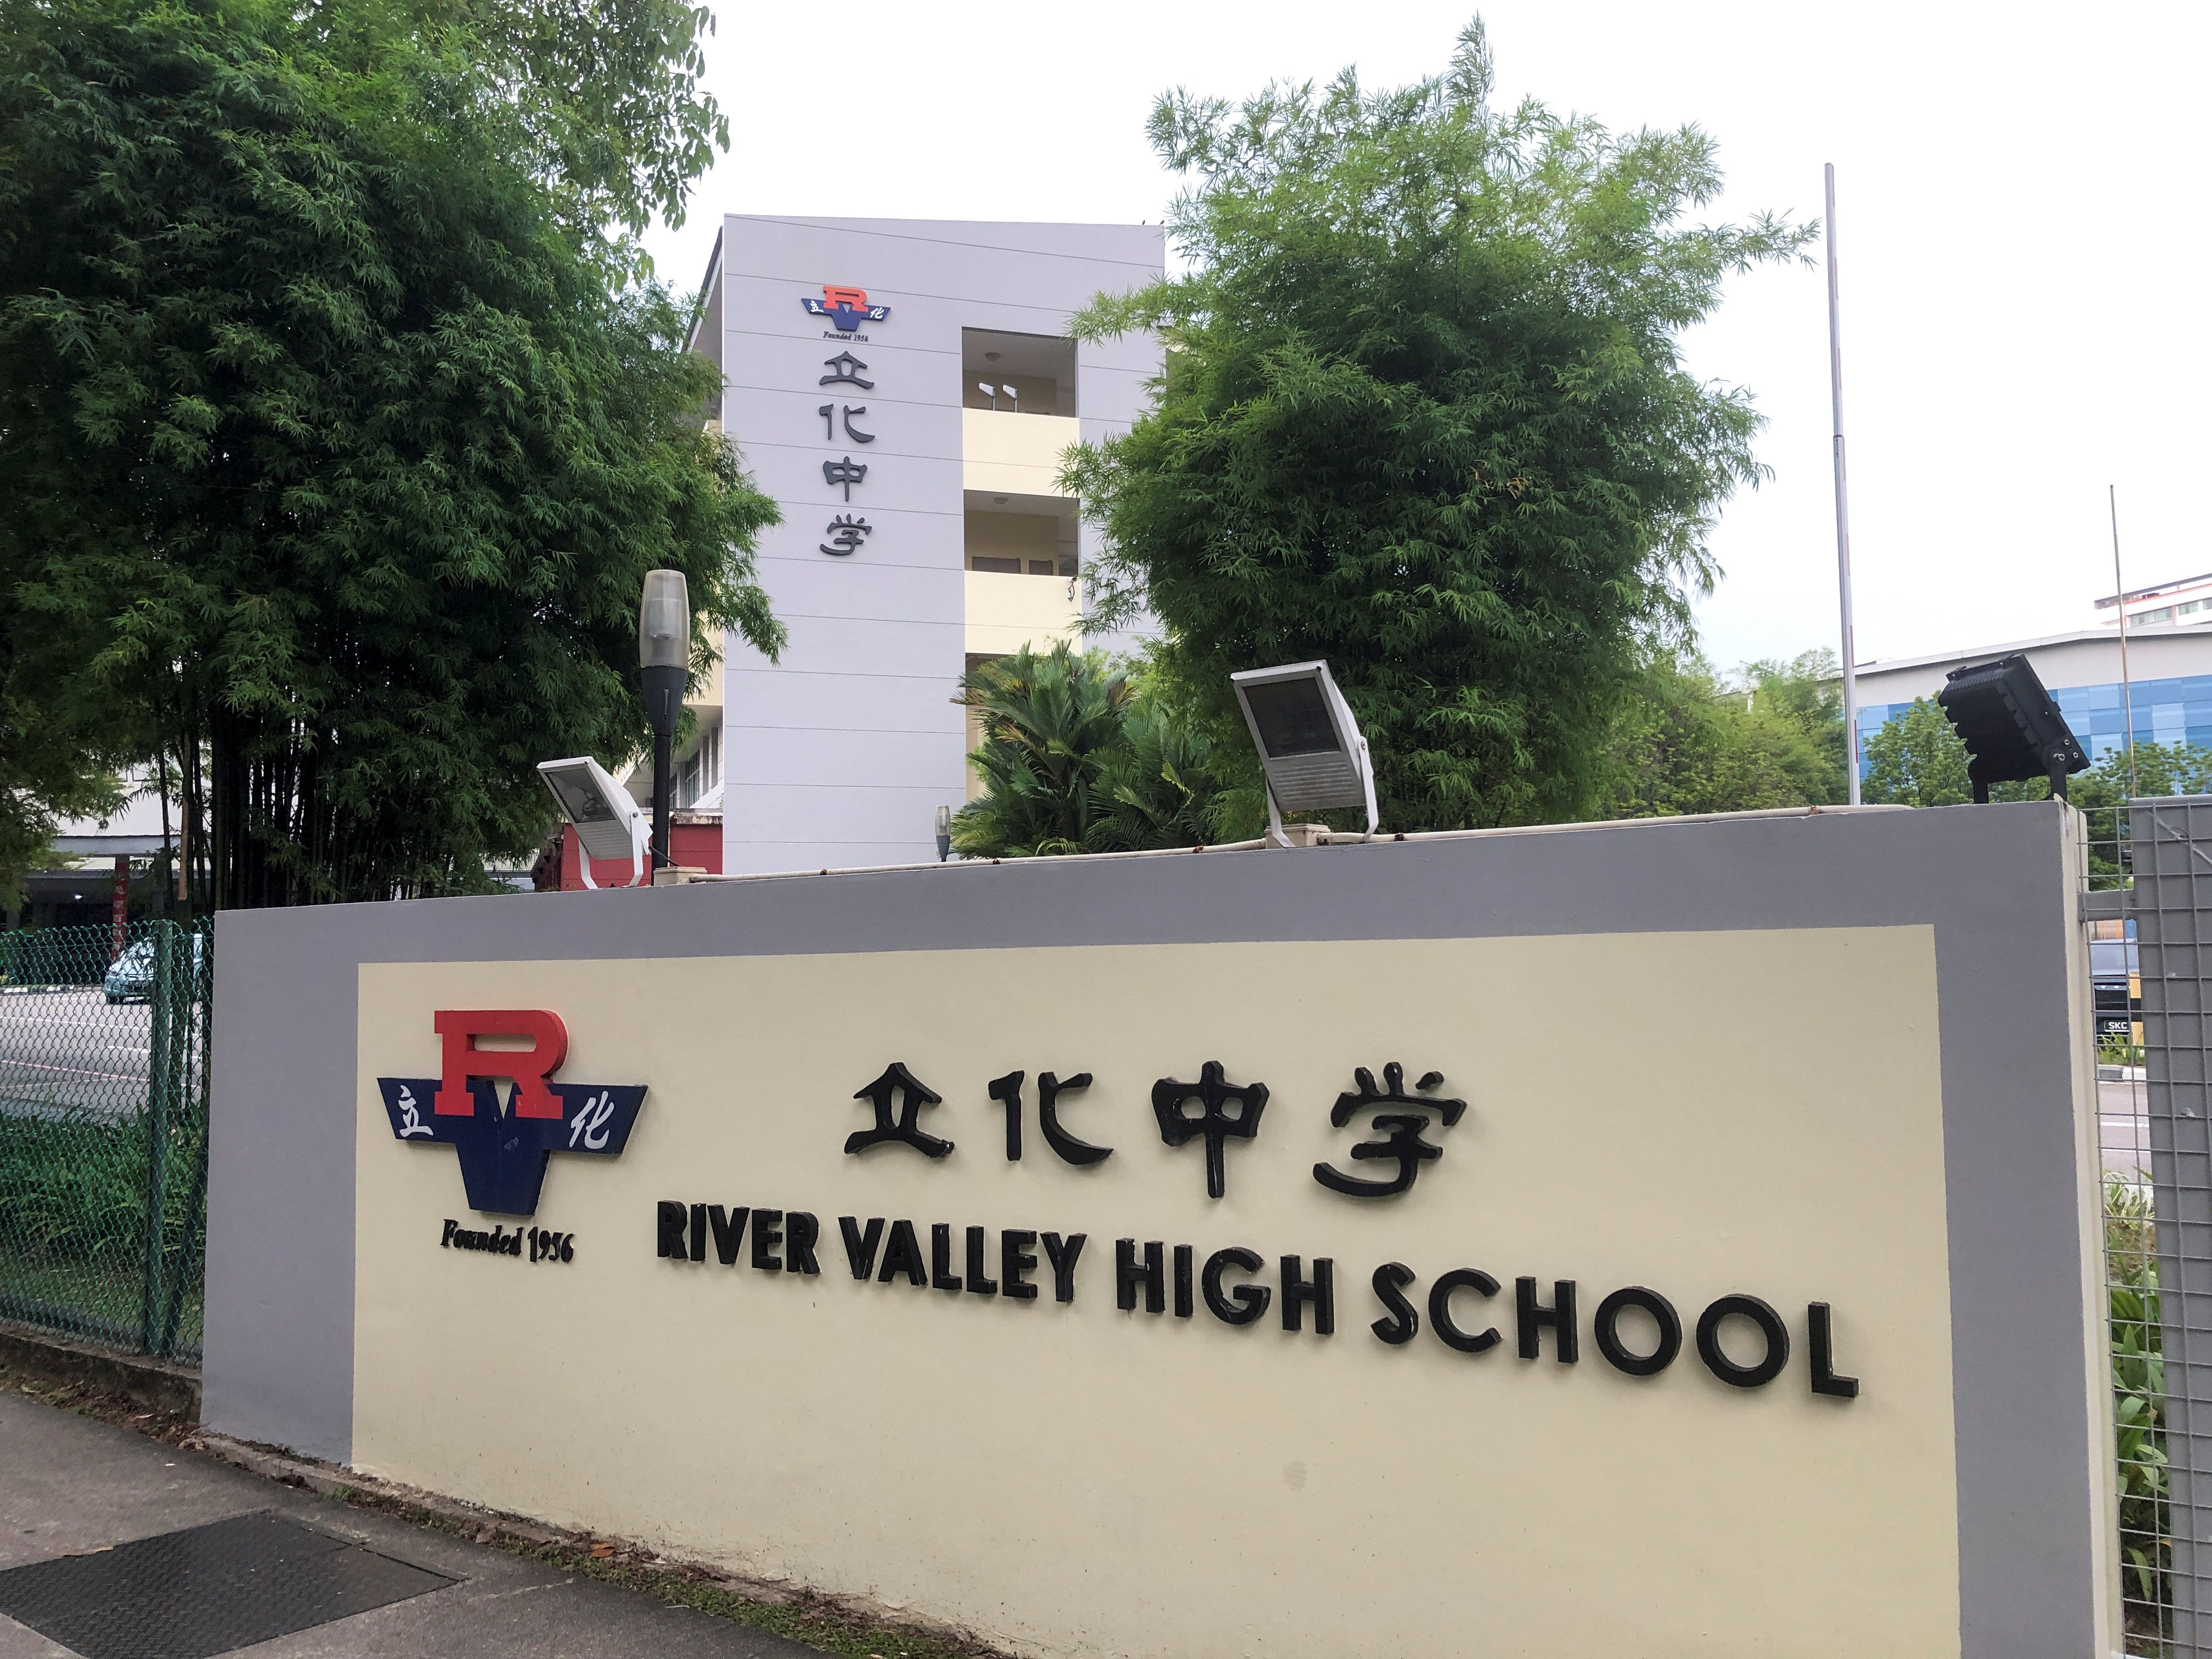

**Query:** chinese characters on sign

left=840, top=1057, right=1462, bottom=1203
left=1312, top=1062, right=1466, bottom=1198
left=848, top=1062, right=952, bottom=1158
left=804, top=290, right=889, bottom=556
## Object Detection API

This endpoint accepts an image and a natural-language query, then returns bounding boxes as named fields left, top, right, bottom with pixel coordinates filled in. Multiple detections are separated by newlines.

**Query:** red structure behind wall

left=556, top=819, right=721, bottom=889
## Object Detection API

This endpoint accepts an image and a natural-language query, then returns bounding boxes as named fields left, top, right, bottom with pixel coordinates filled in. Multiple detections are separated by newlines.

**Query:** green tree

left=1594, top=644, right=1843, bottom=819
left=1062, top=19, right=1810, bottom=832
left=0, top=0, right=780, bottom=907
left=1745, top=648, right=1847, bottom=789
left=1859, top=698, right=1970, bottom=808
left=952, top=645, right=1133, bottom=857
left=950, top=643, right=1242, bottom=857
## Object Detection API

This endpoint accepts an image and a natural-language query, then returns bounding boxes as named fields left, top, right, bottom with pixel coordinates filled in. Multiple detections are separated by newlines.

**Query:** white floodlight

left=1229, top=661, right=1378, bottom=845
left=537, top=757, right=648, bottom=889
left=1001, top=383, right=1020, bottom=412
left=978, top=381, right=999, bottom=410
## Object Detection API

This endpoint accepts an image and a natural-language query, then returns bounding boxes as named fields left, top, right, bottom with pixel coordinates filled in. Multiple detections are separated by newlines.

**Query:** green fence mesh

left=0, top=918, right=210, bottom=1364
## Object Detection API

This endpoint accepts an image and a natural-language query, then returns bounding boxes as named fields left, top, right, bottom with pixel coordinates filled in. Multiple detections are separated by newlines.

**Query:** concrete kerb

left=0, top=1322, right=200, bottom=1420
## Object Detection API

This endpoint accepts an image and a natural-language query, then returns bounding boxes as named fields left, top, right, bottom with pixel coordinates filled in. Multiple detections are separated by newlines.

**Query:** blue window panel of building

left=1852, top=678, right=2212, bottom=775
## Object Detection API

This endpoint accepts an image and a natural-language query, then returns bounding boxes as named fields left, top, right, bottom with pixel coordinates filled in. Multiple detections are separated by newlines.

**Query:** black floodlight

left=1937, top=653, right=2090, bottom=802
left=538, top=757, right=647, bottom=889
left=1230, top=660, right=1378, bottom=844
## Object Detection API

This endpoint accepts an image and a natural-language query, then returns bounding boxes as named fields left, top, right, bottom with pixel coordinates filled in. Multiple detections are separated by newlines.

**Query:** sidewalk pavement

left=0, top=1388, right=823, bottom=1658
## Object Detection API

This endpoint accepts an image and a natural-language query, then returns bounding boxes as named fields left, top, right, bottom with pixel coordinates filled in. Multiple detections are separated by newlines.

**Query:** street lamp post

left=638, top=570, right=689, bottom=873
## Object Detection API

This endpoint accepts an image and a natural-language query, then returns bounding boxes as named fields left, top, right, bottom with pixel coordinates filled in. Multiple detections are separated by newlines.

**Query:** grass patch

left=0, top=1108, right=203, bottom=1358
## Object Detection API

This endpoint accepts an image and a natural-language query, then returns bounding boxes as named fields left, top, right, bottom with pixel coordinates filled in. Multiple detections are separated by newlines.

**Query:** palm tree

left=951, top=645, right=1131, bottom=856
left=950, top=643, right=1245, bottom=856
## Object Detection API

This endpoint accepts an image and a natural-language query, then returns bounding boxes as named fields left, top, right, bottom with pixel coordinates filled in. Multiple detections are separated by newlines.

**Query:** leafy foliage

left=1859, top=698, right=1972, bottom=808
left=1062, top=19, right=1810, bottom=831
left=2107, top=1175, right=2169, bottom=1613
left=950, top=644, right=1245, bottom=857
left=0, top=0, right=778, bottom=905
left=1595, top=646, right=1843, bottom=818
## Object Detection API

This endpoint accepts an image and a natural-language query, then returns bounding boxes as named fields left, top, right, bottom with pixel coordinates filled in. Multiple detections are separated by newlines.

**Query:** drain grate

left=0, top=1510, right=454, bottom=1659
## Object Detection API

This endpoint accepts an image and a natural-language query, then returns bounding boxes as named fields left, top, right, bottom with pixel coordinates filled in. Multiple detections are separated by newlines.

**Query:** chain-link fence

left=0, top=918, right=211, bottom=1365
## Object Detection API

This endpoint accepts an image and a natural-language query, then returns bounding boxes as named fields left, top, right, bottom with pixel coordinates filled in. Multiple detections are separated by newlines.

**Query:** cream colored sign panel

left=354, top=928, right=1955, bottom=1658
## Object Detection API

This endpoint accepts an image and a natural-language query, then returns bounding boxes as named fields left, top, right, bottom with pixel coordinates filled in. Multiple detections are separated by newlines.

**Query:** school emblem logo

left=379, top=1009, right=646, bottom=1217
left=801, top=284, right=890, bottom=331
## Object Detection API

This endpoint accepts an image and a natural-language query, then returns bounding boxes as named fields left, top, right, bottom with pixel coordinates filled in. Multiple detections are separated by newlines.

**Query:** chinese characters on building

left=812, top=321, right=883, bottom=555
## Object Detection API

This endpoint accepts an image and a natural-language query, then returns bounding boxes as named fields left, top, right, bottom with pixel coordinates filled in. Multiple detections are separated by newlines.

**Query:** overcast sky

left=643, top=1, right=2208, bottom=675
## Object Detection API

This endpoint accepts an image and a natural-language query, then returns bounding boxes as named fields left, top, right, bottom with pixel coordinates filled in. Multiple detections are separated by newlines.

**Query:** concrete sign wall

left=204, top=804, right=2119, bottom=1657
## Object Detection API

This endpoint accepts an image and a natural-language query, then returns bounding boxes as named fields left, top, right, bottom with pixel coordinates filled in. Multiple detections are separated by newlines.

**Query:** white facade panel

left=712, top=215, right=1163, bottom=876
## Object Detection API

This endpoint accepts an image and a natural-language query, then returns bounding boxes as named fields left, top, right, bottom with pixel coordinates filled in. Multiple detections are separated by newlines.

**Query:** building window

left=961, top=329, right=1077, bottom=417
left=676, top=721, right=720, bottom=808
left=967, top=507, right=1076, bottom=576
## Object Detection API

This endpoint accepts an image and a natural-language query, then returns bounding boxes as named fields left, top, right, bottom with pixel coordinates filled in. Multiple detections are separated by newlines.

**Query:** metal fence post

left=139, top=922, right=173, bottom=1353
left=155, top=922, right=209, bottom=1361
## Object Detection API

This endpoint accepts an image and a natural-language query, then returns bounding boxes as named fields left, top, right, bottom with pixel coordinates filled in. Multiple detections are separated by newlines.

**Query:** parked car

left=103, top=933, right=204, bottom=1005
left=2091, top=939, right=2141, bottom=1041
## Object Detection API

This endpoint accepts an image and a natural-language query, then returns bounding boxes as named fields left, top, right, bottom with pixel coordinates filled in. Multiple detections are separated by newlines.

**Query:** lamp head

left=1937, top=653, right=2090, bottom=802
left=638, top=569, right=689, bottom=671
left=537, top=757, right=646, bottom=863
left=1229, top=661, right=1379, bottom=838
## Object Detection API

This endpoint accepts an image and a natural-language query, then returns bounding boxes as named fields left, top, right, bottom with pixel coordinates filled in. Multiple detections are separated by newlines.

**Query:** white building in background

left=689, top=215, right=1163, bottom=876
left=1854, top=619, right=2212, bottom=770
left=2094, top=570, right=2212, bottom=632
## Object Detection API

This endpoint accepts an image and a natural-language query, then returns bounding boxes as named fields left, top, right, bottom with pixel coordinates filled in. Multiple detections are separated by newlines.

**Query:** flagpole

left=2112, top=484, right=2136, bottom=799
left=1825, top=162, right=1861, bottom=805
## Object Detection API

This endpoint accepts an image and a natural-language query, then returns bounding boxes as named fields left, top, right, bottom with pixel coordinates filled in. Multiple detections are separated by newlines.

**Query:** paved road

left=0, top=991, right=151, bottom=1121
left=2102, top=1076, right=2152, bottom=1181
left=0, top=1389, right=821, bottom=1658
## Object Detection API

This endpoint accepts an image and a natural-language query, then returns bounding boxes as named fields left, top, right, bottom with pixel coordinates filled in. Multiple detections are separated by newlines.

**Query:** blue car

left=103, top=934, right=204, bottom=1004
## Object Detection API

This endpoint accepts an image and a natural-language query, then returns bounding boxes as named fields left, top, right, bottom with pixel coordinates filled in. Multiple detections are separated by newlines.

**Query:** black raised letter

left=708, top=1205, right=749, bottom=1266
left=877, top=1218, right=928, bottom=1287
left=1280, top=1256, right=1335, bottom=1335
left=1201, top=1247, right=1270, bottom=1326
left=838, top=1216, right=883, bottom=1280
left=1001, top=1229, right=1040, bottom=1300
left=657, top=1203, right=687, bottom=1260
left=1593, top=1286, right=1681, bottom=1377
left=1516, top=1277, right=1578, bottom=1362
left=1117, top=1239, right=1166, bottom=1313
left=1042, top=1232, right=1085, bottom=1304
left=785, top=1212, right=821, bottom=1276
left=1809, top=1302, right=1858, bottom=1398
left=989, top=1070, right=1026, bottom=1161
left=930, top=1222, right=963, bottom=1292
left=751, top=1209, right=784, bottom=1272
left=965, top=1226, right=998, bottom=1295
left=1037, top=1071, right=1110, bottom=1165
left=1173, top=1244, right=1195, bottom=1318
left=689, top=1203, right=707, bottom=1262
left=1697, top=1294, right=1790, bottom=1388
left=1371, top=1262, right=1419, bottom=1346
